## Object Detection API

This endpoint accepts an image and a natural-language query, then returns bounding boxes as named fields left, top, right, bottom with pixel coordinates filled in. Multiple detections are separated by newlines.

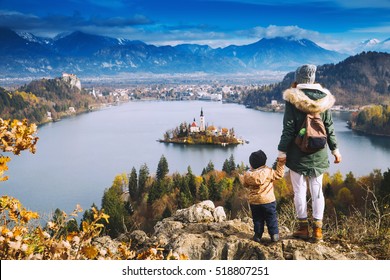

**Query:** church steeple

left=200, top=108, right=205, bottom=131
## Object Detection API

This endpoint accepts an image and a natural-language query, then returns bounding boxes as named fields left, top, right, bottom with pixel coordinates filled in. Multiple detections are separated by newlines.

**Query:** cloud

left=350, top=24, right=390, bottom=34
left=90, top=15, right=153, bottom=27
left=241, top=25, right=321, bottom=40
left=0, top=10, right=153, bottom=37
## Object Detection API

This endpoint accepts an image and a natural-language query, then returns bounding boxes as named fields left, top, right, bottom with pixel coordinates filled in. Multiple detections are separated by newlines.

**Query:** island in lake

left=158, top=108, right=246, bottom=146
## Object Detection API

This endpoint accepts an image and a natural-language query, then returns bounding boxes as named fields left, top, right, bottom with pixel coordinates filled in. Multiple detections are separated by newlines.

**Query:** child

left=242, top=150, right=286, bottom=242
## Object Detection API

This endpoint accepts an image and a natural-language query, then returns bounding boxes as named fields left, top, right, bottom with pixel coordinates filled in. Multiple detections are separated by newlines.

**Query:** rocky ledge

left=95, top=200, right=375, bottom=260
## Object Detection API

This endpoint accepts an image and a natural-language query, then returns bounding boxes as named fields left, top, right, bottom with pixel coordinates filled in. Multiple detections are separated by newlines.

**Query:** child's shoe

left=253, top=233, right=262, bottom=243
left=271, top=234, right=279, bottom=242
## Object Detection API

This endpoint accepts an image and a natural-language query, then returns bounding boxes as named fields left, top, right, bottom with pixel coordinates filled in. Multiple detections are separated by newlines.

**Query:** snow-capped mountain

left=0, top=27, right=348, bottom=77
left=356, top=38, right=390, bottom=53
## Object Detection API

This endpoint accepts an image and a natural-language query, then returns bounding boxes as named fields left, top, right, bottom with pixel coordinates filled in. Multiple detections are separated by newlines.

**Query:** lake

left=2, top=100, right=390, bottom=216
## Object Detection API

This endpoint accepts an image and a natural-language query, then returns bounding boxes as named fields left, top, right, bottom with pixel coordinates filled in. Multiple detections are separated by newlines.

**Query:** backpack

left=295, top=113, right=327, bottom=153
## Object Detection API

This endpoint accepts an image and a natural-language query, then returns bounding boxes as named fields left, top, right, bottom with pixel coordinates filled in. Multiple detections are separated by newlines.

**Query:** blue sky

left=1, top=0, right=389, bottom=52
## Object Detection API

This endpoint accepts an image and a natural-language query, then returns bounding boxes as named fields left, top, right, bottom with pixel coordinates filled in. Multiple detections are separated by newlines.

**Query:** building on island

left=190, top=108, right=205, bottom=133
left=159, top=107, right=245, bottom=146
left=189, top=108, right=233, bottom=137
left=190, top=118, right=200, bottom=133
left=199, top=108, right=205, bottom=131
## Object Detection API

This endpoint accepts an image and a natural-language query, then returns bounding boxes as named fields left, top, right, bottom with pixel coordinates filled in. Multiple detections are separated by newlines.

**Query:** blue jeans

left=250, top=201, right=279, bottom=236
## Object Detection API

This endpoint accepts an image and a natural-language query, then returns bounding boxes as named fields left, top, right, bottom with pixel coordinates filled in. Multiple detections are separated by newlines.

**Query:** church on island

left=189, top=108, right=231, bottom=137
left=189, top=108, right=205, bottom=133
left=159, top=108, right=244, bottom=146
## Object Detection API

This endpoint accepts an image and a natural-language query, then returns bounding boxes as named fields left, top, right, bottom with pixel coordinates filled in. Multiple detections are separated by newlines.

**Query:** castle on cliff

left=61, top=73, right=81, bottom=91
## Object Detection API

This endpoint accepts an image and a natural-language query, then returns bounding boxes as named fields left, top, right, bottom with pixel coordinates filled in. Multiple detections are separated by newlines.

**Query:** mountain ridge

left=0, top=27, right=347, bottom=77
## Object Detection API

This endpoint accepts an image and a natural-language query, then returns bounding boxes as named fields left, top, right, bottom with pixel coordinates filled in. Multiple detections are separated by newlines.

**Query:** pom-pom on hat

left=249, top=150, right=267, bottom=169
left=295, top=64, right=317, bottom=84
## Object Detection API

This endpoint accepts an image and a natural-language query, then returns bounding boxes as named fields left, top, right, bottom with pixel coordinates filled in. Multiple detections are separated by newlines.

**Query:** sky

left=0, top=0, right=390, bottom=52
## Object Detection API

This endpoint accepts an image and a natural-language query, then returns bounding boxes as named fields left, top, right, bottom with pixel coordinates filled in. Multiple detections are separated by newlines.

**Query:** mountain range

left=0, top=27, right=352, bottom=78
left=356, top=38, right=390, bottom=54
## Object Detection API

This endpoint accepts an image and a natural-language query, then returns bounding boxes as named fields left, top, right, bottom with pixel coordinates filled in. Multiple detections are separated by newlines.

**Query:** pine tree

left=186, top=166, right=197, bottom=200
left=147, top=180, right=162, bottom=204
left=101, top=174, right=128, bottom=238
left=179, top=176, right=193, bottom=208
left=228, top=154, right=236, bottom=174
left=222, top=155, right=237, bottom=175
left=138, top=163, right=149, bottom=199
left=222, top=159, right=230, bottom=174
left=128, top=167, right=138, bottom=201
left=156, top=155, right=169, bottom=181
left=208, top=175, right=221, bottom=201
left=205, top=160, right=215, bottom=173
left=199, top=182, right=209, bottom=201
left=344, top=171, right=357, bottom=190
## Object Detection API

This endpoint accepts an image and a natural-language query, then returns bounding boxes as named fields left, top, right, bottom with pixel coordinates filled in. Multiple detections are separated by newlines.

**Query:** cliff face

left=107, top=201, right=375, bottom=260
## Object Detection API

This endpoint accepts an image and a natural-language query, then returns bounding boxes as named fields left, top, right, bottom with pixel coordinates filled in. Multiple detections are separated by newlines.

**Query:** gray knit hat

left=295, top=64, right=317, bottom=84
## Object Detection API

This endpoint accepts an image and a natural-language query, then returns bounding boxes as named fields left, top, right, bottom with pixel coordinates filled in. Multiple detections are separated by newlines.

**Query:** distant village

left=85, top=80, right=354, bottom=112
left=88, top=83, right=242, bottom=103
left=56, top=73, right=356, bottom=122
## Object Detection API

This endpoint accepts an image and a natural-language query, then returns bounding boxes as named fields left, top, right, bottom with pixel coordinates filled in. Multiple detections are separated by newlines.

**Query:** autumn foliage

left=0, top=118, right=186, bottom=260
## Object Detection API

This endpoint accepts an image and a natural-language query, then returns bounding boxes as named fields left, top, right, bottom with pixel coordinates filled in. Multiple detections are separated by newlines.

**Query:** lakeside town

left=88, top=81, right=357, bottom=113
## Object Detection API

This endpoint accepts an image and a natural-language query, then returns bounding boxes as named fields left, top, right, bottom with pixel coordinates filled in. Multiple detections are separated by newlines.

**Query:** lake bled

left=2, top=100, right=390, bottom=215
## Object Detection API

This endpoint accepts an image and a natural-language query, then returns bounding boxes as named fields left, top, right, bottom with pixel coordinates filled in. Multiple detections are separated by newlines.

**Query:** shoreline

left=350, top=126, right=390, bottom=138
left=157, top=138, right=243, bottom=147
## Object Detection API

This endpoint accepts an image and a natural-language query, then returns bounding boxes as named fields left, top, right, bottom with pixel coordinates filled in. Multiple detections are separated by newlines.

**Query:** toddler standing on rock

left=241, top=150, right=286, bottom=243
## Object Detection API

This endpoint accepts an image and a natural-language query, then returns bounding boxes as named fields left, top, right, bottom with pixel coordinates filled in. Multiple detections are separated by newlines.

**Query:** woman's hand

left=334, top=153, right=342, bottom=164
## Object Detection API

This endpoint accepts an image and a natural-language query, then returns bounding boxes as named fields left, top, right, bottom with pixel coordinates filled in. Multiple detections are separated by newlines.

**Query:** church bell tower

left=200, top=108, right=205, bottom=131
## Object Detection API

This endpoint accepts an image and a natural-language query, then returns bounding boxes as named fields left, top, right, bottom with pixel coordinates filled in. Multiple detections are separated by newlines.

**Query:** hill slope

left=244, top=51, right=390, bottom=107
left=0, top=75, right=97, bottom=123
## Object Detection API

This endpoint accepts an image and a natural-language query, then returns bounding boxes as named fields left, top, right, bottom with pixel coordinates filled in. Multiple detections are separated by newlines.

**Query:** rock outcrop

left=113, top=201, right=375, bottom=260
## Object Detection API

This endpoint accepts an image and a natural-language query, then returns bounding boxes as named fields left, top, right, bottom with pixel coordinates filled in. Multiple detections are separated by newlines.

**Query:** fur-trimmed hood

left=283, top=83, right=335, bottom=114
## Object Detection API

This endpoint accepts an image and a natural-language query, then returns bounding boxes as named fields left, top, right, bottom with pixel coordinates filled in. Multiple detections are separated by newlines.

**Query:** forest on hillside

left=349, top=104, right=390, bottom=136
left=0, top=77, right=100, bottom=124
left=86, top=154, right=390, bottom=259
left=244, top=52, right=390, bottom=108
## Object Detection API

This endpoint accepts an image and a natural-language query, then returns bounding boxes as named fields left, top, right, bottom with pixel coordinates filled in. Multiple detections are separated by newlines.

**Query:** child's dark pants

left=250, top=201, right=279, bottom=236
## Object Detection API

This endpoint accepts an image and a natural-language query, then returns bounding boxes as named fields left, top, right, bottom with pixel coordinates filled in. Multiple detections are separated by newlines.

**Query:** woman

left=277, top=64, right=342, bottom=242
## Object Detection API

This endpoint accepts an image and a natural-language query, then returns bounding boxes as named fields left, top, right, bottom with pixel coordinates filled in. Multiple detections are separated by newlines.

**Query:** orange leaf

left=81, top=245, right=99, bottom=259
